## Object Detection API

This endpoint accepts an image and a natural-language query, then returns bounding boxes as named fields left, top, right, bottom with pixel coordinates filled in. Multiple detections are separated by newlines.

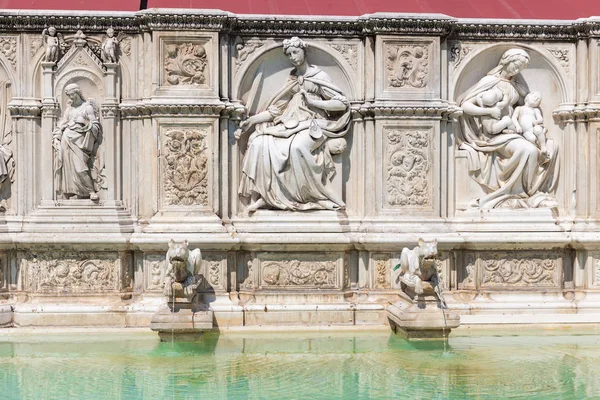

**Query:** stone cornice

left=552, top=105, right=600, bottom=123
left=119, top=101, right=228, bottom=118
left=451, top=19, right=578, bottom=41
left=353, top=102, right=449, bottom=119
left=0, top=10, right=599, bottom=40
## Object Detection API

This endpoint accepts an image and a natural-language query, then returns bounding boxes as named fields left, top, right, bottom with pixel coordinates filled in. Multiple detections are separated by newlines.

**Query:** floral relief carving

left=374, top=258, right=390, bottom=289
left=329, top=43, right=358, bottom=71
left=30, top=38, right=43, bottom=57
left=120, top=36, right=132, bottom=58
left=22, top=252, right=118, bottom=293
left=162, top=128, right=209, bottom=207
left=449, top=43, right=472, bottom=68
left=164, top=42, right=208, bottom=86
left=460, top=252, right=477, bottom=288
left=260, top=259, right=338, bottom=288
left=546, top=48, right=569, bottom=72
left=234, top=38, right=265, bottom=73
left=385, top=129, right=432, bottom=208
left=480, top=252, right=559, bottom=288
left=386, top=44, right=429, bottom=88
left=594, top=259, right=600, bottom=287
left=145, top=254, right=165, bottom=291
left=0, top=37, right=17, bottom=71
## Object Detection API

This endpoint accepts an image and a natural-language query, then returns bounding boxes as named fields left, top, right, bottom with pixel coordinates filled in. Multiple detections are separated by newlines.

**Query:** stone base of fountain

left=387, top=282, right=460, bottom=340
left=150, top=300, right=214, bottom=342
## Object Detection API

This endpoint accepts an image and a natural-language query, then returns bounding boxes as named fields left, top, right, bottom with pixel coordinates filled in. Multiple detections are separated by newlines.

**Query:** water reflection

left=0, top=331, right=599, bottom=399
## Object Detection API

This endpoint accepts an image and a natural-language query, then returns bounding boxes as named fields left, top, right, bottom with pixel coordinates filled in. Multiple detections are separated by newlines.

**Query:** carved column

left=102, top=63, right=120, bottom=201
left=40, top=61, right=57, bottom=202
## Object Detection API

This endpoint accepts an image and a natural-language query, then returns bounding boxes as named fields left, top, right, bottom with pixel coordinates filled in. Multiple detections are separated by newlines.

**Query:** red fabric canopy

left=0, top=0, right=598, bottom=19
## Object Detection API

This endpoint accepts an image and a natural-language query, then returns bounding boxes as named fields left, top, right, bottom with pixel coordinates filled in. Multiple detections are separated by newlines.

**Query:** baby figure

left=512, top=92, right=550, bottom=158
left=476, top=87, right=515, bottom=135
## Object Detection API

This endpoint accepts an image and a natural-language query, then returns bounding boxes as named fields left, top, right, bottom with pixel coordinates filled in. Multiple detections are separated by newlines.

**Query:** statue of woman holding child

left=457, top=48, right=559, bottom=209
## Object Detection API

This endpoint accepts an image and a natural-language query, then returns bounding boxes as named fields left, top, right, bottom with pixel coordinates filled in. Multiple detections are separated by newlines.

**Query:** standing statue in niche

left=0, top=81, right=15, bottom=211
left=457, top=48, right=559, bottom=209
left=52, top=83, right=102, bottom=201
left=235, top=37, right=351, bottom=213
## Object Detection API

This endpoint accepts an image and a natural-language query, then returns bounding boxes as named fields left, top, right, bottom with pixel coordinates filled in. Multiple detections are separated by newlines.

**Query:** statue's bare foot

left=247, top=198, right=266, bottom=214
left=90, top=192, right=99, bottom=201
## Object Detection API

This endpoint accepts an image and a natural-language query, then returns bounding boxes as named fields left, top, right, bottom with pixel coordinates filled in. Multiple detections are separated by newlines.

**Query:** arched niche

left=235, top=41, right=357, bottom=115
left=452, top=44, right=571, bottom=210
left=454, top=44, right=571, bottom=119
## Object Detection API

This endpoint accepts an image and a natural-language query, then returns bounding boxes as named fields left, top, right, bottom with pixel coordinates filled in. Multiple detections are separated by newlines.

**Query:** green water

left=1, top=330, right=599, bottom=399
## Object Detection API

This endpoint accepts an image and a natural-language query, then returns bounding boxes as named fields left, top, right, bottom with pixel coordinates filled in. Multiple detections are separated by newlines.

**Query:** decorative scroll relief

left=30, top=38, right=43, bottom=58
left=384, top=129, right=432, bottom=209
left=161, top=127, right=209, bottom=207
left=373, top=257, right=390, bottom=289
left=21, top=252, right=119, bottom=293
left=257, top=252, right=342, bottom=289
left=0, top=37, right=17, bottom=71
left=459, top=252, right=477, bottom=289
left=449, top=42, right=472, bottom=69
left=144, top=253, right=165, bottom=291
left=386, top=44, right=429, bottom=89
left=234, top=38, right=265, bottom=74
left=546, top=48, right=569, bottom=72
left=328, top=43, right=358, bottom=72
left=120, top=36, right=132, bottom=58
left=164, top=42, right=208, bottom=86
left=199, top=252, right=226, bottom=291
left=594, top=259, right=600, bottom=287
left=480, top=251, right=560, bottom=289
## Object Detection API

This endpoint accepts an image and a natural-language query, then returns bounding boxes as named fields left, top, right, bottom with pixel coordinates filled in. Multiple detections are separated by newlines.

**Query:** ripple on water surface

left=0, top=331, right=599, bottom=399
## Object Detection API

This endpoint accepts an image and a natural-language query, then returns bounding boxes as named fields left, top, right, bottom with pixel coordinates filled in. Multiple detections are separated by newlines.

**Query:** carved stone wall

left=0, top=10, right=598, bottom=326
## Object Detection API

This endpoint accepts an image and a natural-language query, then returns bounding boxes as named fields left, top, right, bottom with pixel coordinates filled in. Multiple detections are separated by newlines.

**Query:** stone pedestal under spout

left=387, top=283, right=460, bottom=339
left=150, top=299, right=214, bottom=342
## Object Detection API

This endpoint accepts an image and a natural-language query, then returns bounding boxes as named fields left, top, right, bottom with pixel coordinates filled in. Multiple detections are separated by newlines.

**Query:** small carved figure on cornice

left=164, top=43, right=208, bottom=86
left=387, top=45, right=428, bottom=89
left=236, top=37, right=351, bottom=213
left=101, top=28, right=126, bottom=64
left=52, top=84, right=103, bottom=201
left=42, top=27, right=62, bottom=63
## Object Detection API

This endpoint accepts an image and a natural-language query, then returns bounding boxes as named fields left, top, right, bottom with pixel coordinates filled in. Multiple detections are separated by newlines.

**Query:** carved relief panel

left=0, top=253, right=7, bottom=291
left=376, top=36, right=439, bottom=100
left=154, top=32, right=218, bottom=97
left=144, top=252, right=165, bottom=292
left=20, top=251, right=129, bottom=293
left=158, top=122, right=215, bottom=211
left=458, top=250, right=563, bottom=290
left=376, top=124, right=437, bottom=214
left=245, top=252, right=346, bottom=290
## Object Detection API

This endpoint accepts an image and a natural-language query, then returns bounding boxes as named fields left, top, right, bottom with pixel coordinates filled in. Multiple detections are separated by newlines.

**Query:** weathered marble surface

left=0, top=9, right=598, bottom=328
